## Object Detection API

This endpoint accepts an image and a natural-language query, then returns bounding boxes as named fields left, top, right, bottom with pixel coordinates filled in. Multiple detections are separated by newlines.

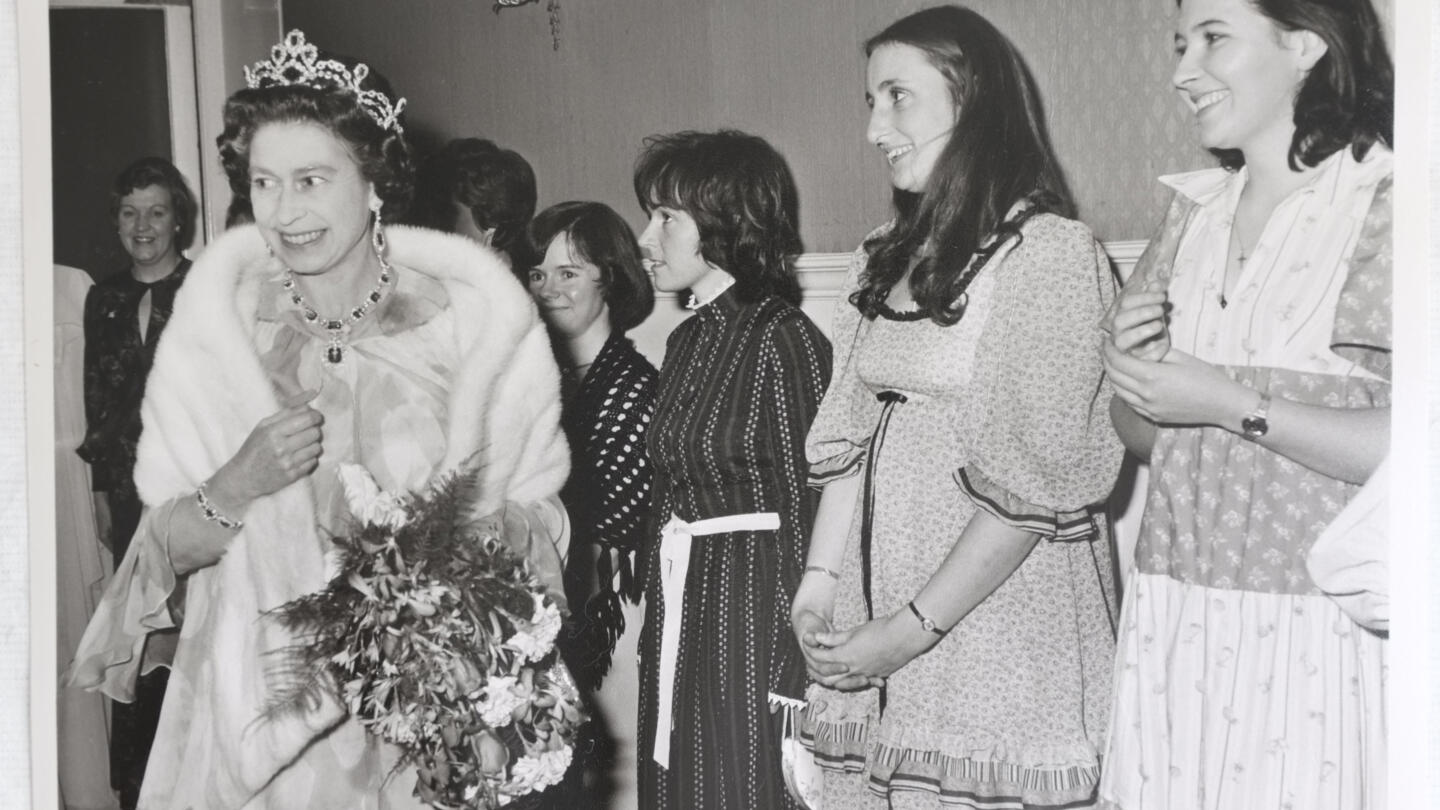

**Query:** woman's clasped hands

left=1101, top=281, right=1248, bottom=428
left=793, top=605, right=936, bottom=693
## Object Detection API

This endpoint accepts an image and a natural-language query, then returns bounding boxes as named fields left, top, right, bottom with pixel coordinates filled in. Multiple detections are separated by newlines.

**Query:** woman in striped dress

left=632, top=129, right=832, bottom=810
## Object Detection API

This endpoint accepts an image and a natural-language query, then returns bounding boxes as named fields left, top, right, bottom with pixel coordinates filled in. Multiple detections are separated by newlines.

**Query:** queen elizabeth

left=66, top=31, right=571, bottom=809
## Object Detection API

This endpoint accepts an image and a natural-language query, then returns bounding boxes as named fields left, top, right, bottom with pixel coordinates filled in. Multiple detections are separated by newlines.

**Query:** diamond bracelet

left=195, top=482, right=244, bottom=531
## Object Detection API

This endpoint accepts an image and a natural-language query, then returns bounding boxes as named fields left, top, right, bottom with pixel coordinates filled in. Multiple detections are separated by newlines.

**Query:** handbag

left=769, top=692, right=824, bottom=809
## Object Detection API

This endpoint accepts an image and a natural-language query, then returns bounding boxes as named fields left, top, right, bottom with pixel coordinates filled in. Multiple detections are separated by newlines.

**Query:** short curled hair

left=525, top=201, right=655, bottom=333
left=110, top=156, right=199, bottom=251
left=633, top=129, right=803, bottom=306
left=216, top=54, right=413, bottom=219
left=412, top=138, right=537, bottom=268
left=1201, top=0, right=1392, bottom=171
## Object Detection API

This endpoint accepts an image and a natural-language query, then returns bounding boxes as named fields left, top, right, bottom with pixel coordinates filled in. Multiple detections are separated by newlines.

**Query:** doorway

left=50, top=3, right=202, bottom=281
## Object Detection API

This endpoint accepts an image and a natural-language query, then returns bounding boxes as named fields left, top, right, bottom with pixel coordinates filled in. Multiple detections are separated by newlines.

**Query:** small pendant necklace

left=281, top=259, right=394, bottom=365
left=1222, top=227, right=1249, bottom=310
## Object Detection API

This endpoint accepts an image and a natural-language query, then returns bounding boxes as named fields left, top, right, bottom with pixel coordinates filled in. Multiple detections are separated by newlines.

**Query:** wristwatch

left=1240, top=392, right=1271, bottom=439
left=907, top=601, right=947, bottom=637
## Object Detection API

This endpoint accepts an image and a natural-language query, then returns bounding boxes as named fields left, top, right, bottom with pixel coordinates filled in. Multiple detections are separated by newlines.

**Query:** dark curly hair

left=216, top=53, right=413, bottom=220
left=1197, top=0, right=1393, bottom=172
left=633, top=129, right=803, bottom=306
left=110, top=156, right=199, bottom=251
left=852, top=5, right=1074, bottom=326
left=412, top=138, right=538, bottom=269
left=525, top=201, right=655, bottom=333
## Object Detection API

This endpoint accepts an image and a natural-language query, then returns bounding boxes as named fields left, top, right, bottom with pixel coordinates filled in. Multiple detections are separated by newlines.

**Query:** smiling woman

left=66, top=30, right=572, bottom=810
left=792, top=8, right=1123, bottom=810
left=522, top=200, right=657, bottom=807
left=76, top=155, right=197, bottom=810
left=247, top=122, right=379, bottom=284
left=1099, top=0, right=1394, bottom=806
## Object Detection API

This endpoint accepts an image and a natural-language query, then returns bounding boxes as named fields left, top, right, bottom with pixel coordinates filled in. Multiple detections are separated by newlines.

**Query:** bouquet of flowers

left=265, top=463, right=585, bottom=809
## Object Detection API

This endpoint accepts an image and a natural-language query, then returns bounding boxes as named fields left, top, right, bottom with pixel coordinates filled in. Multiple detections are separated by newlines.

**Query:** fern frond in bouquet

left=266, top=463, right=584, bottom=809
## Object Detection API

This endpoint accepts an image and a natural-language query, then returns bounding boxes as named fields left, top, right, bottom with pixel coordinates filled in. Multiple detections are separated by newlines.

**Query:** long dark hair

left=526, top=201, right=656, bottom=332
left=1203, top=0, right=1393, bottom=171
left=852, top=5, right=1074, bottom=325
left=633, top=129, right=803, bottom=306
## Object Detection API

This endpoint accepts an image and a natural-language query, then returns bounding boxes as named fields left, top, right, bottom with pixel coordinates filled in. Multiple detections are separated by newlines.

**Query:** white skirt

left=1100, top=572, right=1387, bottom=810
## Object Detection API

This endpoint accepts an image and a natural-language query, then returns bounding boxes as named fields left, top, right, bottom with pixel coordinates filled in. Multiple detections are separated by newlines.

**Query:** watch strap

left=907, top=600, right=946, bottom=636
left=1241, top=391, right=1271, bottom=439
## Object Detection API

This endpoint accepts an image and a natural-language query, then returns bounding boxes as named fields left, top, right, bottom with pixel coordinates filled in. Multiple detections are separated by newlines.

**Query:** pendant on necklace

left=324, top=320, right=347, bottom=365
left=280, top=264, right=392, bottom=368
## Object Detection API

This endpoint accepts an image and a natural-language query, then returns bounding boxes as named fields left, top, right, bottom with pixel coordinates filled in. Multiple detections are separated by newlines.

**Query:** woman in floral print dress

left=791, top=8, right=1124, bottom=809
left=1099, top=0, right=1393, bottom=807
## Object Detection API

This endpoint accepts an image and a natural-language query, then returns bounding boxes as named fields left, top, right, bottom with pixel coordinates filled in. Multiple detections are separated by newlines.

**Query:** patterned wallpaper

left=282, top=0, right=1379, bottom=250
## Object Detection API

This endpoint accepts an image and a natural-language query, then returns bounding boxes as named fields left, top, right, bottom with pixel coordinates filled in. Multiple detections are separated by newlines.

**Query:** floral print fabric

left=802, top=214, right=1123, bottom=810
left=1100, top=147, right=1392, bottom=810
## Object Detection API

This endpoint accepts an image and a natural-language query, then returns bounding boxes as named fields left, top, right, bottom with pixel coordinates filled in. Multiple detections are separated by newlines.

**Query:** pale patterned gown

left=1099, top=146, right=1392, bottom=810
left=68, top=234, right=571, bottom=810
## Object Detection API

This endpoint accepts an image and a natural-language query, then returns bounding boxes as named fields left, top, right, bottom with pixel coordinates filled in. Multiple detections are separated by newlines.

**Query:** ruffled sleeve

left=805, top=236, right=882, bottom=485
left=957, top=215, right=1125, bottom=541
left=63, top=498, right=188, bottom=699
left=1331, top=176, right=1392, bottom=381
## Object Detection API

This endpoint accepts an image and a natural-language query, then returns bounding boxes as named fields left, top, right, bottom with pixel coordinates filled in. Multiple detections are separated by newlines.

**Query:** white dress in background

left=56, top=264, right=120, bottom=810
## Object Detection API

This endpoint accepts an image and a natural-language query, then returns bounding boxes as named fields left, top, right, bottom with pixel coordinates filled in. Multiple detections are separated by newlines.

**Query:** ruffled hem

left=868, top=742, right=1099, bottom=810
left=956, top=466, right=1099, bottom=542
left=802, top=710, right=870, bottom=773
left=802, top=698, right=1101, bottom=809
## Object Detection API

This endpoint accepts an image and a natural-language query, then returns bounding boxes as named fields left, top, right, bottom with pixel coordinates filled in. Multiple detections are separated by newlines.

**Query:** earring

left=370, top=195, right=387, bottom=258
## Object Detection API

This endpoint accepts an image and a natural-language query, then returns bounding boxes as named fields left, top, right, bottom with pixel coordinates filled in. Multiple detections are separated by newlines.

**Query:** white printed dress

left=1099, top=147, right=1392, bottom=810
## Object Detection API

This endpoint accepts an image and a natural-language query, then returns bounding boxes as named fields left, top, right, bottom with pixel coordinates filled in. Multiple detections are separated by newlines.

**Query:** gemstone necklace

left=280, top=259, right=393, bottom=364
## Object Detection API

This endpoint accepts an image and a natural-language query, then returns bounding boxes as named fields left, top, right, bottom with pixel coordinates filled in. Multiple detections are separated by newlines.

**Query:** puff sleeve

left=805, top=237, right=883, bottom=485
left=955, top=216, right=1125, bottom=541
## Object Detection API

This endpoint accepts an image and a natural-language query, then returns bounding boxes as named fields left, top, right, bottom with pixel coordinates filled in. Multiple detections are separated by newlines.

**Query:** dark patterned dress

left=637, top=288, right=832, bottom=810
left=78, top=260, right=191, bottom=558
left=75, top=259, right=189, bottom=810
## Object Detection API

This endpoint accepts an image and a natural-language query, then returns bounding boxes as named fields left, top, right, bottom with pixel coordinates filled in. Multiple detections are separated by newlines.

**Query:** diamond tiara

left=244, top=30, right=407, bottom=135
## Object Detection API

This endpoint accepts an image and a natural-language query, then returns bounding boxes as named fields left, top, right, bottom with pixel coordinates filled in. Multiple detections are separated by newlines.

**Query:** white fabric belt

left=652, top=511, right=781, bottom=768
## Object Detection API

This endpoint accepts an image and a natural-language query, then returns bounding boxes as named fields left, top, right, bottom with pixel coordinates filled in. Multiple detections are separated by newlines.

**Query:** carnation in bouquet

left=265, top=463, right=585, bottom=809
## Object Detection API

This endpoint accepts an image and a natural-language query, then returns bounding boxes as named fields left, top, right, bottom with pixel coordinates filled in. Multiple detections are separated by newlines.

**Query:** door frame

left=50, top=0, right=205, bottom=248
